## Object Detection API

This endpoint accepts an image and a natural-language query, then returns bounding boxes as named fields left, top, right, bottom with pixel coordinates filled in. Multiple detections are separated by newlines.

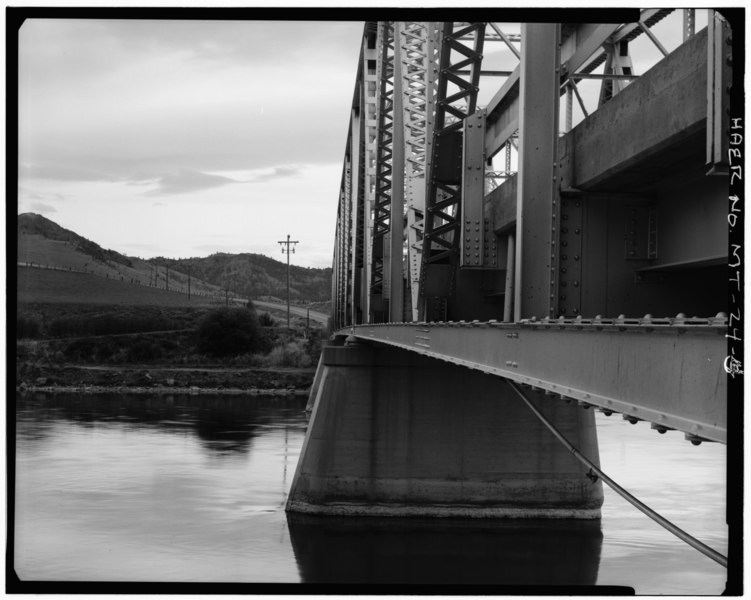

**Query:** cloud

left=29, top=201, right=57, bottom=214
left=248, top=166, right=301, bottom=183
left=144, top=169, right=238, bottom=196
left=19, top=190, right=66, bottom=215
left=20, top=162, right=114, bottom=182
left=18, top=19, right=361, bottom=188
left=91, top=19, right=363, bottom=71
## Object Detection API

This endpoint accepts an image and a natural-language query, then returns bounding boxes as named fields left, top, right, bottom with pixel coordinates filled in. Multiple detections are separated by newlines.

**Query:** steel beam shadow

left=336, top=317, right=727, bottom=444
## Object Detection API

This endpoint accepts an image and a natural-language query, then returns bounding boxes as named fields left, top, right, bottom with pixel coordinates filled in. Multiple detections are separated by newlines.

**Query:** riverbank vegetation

left=15, top=300, right=324, bottom=391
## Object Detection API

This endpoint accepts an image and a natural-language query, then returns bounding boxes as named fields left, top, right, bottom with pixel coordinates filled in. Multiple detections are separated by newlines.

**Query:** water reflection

left=14, top=392, right=727, bottom=591
left=15, top=392, right=304, bottom=458
left=15, top=392, right=309, bottom=583
left=287, top=512, right=603, bottom=586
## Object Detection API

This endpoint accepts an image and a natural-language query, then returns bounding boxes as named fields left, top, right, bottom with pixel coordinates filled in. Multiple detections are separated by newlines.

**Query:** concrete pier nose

left=287, top=344, right=603, bottom=518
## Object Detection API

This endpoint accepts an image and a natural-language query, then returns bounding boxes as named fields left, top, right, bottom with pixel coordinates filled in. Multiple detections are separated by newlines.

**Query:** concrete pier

left=287, top=344, right=603, bottom=518
left=287, top=512, right=603, bottom=584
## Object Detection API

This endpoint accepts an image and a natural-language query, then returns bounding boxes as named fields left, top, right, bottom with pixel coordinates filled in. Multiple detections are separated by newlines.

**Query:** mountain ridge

left=17, top=213, right=332, bottom=304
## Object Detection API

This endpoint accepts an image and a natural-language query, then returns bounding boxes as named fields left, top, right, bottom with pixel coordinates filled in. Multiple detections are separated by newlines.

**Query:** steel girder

left=418, top=22, right=486, bottom=321
left=332, top=101, right=357, bottom=328
left=486, top=11, right=680, bottom=162
left=334, top=16, right=719, bottom=329
left=331, top=24, right=378, bottom=330
left=334, top=315, right=728, bottom=444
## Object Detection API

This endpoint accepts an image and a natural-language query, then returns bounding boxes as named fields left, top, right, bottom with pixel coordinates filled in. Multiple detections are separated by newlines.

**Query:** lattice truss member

left=331, top=11, right=728, bottom=329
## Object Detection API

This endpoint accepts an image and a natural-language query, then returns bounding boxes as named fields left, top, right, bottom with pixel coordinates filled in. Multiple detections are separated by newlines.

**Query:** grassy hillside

left=18, top=232, right=223, bottom=297
left=16, top=213, right=332, bottom=307
left=17, top=267, right=222, bottom=307
left=18, top=211, right=133, bottom=267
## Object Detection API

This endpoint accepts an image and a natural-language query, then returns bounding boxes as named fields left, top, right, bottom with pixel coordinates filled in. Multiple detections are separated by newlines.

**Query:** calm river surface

left=14, top=392, right=729, bottom=593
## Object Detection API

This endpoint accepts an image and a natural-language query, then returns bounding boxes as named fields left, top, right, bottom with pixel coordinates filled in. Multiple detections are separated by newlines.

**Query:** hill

left=18, top=212, right=133, bottom=268
left=153, top=253, right=332, bottom=303
left=17, top=213, right=222, bottom=299
left=17, top=266, right=219, bottom=307
left=16, top=213, right=332, bottom=308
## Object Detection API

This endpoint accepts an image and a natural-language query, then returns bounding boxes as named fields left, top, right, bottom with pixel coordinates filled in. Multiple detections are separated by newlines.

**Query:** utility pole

left=187, top=265, right=191, bottom=300
left=278, top=234, right=299, bottom=330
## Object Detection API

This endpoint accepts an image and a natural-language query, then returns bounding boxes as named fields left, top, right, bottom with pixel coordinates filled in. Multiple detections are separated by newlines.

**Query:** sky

left=15, top=9, right=712, bottom=269
left=17, top=17, right=365, bottom=268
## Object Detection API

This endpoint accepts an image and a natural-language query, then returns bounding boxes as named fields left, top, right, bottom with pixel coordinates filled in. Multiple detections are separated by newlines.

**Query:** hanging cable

left=506, top=380, right=728, bottom=569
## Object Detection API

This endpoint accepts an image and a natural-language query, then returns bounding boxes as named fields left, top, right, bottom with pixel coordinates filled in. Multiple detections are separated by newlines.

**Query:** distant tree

left=195, top=308, right=268, bottom=357
left=258, top=312, right=275, bottom=327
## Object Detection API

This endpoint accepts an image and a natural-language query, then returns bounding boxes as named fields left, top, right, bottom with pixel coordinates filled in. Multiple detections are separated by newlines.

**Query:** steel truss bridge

left=328, top=11, right=733, bottom=444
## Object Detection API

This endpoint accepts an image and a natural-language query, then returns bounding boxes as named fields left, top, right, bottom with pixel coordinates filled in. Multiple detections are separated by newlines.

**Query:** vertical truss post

left=333, top=171, right=341, bottom=328
left=332, top=191, right=340, bottom=327
left=565, top=85, right=573, bottom=133
left=505, top=140, right=512, bottom=174
left=706, top=10, right=732, bottom=173
left=333, top=147, right=353, bottom=330
left=418, top=21, right=485, bottom=321
left=369, top=22, right=394, bottom=322
left=343, top=151, right=354, bottom=327
left=400, top=22, right=439, bottom=321
left=503, top=232, right=515, bottom=322
left=515, top=23, right=560, bottom=321
left=389, top=23, right=406, bottom=323
left=683, top=8, right=695, bottom=42
left=461, top=108, right=497, bottom=268
left=360, top=24, right=379, bottom=322
left=597, top=47, right=614, bottom=107
left=598, top=41, right=633, bottom=106
left=350, top=100, right=364, bottom=325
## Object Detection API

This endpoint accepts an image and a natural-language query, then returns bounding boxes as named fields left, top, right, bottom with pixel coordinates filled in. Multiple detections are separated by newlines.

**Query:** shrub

left=17, top=316, right=41, bottom=339
left=127, top=337, right=164, bottom=362
left=258, top=312, right=275, bottom=327
left=264, top=341, right=312, bottom=368
left=305, top=331, right=324, bottom=363
left=194, top=308, right=268, bottom=357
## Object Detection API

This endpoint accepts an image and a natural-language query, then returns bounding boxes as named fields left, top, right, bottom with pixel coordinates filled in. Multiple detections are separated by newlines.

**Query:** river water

left=14, top=392, right=729, bottom=593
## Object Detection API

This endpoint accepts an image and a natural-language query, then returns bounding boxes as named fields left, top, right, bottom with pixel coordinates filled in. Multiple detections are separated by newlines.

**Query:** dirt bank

left=15, top=362, right=316, bottom=396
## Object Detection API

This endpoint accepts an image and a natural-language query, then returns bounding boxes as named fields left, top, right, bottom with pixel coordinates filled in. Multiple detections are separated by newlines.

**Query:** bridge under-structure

left=287, top=11, right=735, bottom=520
